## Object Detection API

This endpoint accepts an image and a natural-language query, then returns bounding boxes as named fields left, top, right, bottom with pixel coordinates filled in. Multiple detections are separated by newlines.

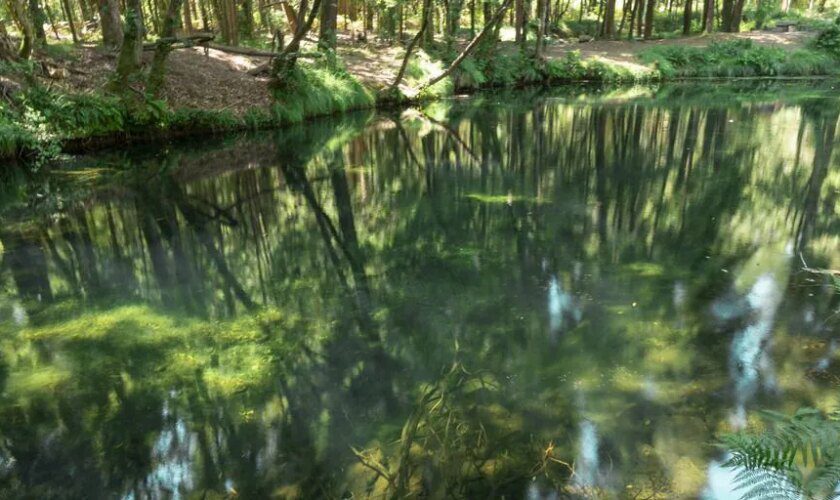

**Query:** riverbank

left=1, top=30, right=836, bottom=165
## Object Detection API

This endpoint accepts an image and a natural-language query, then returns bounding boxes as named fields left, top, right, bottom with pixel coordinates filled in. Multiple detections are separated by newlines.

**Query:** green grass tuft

left=271, top=62, right=374, bottom=124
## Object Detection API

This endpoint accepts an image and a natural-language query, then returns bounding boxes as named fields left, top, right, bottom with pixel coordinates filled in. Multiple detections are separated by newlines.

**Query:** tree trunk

left=618, top=0, right=631, bottom=34
left=446, top=0, right=462, bottom=38
left=602, top=0, right=615, bottom=36
left=10, top=0, right=34, bottom=58
left=389, top=0, right=432, bottom=91
left=728, top=0, right=743, bottom=31
left=60, top=0, right=79, bottom=42
left=422, top=0, right=512, bottom=88
left=643, top=0, right=654, bottom=38
left=98, top=0, right=124, bottom=47
left=199, top=0, right=210, bottom=30
left=635, top=0, right=644, bottom=35
left=682, top=0, right=691, bottom=33
left=514, top=0, right=525, bottom=44
left=183, top=0, right=194, bottom=32
left=29, top=0, right=47, bottom=45
left=272, top=0, right=322, bottom=81
left=113, top=0, right=145, bottom=87
left=703, top=0, right=713, bottom=32
left=240, top=0, right=254, bottom=37
left=627, top=0, right=638, bottom=37
left=147, top=0, right=184, bottom=96
left=44, top=4, right=61, bottom=40
left=469, top=0, right=475, bottom=35
left=319, top=0, right=338, bottom=49
left=227, top=0, right=238, bottom=43
left=535, top=0, right=547, bottom=57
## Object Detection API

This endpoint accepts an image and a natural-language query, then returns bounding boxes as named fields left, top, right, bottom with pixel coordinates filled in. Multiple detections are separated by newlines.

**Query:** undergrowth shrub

left=270, top=61, right=374, bottom=123
left=641, top=40, right=838, bottom=77
left=812, top=16, right=840, bottom=57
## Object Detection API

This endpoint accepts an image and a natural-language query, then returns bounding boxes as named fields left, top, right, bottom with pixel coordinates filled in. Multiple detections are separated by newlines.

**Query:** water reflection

left=0, top=81, right=839, bottom=498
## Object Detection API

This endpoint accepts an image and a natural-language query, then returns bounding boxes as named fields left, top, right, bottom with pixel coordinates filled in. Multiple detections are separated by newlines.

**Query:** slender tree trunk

left=10, top=0, right=34, bottom=58
left=682, top=0, right=691, bottom=33
left=227, top=0, right=238, bottom=43
left=30, top=0, right=47, bottom=45
left=389, top=0, right=432, bottom=90
left=728, top=0, right=743, bottom=31
left=469, top=0, right=475, bottom=35
left=113, top=0, right=145, bottom=86
left=703, top=0, right=713, bottom=32
left=199, top=0, right=209, bottom=30
left=79, top=0, right=92, bottom=21
left=319, top=0, right=338, bottom=49
left=240, top=0, right=254, bottom=37
left=643, top=0, right=654, bottom=37
left=364, top=0, right=373, bottom=31
left=183, top=0, right=194, bottom=32
left=147, top=0, right=184, bottom=96
left=60, top=0, right=79, bottom=42
left=272, top=0, right=322, bottom=80
left=446, top=0, right=462, bottom=38
left=720, top=0, right=731, bottom=30
left=514, top=0, right=525, bottom=44
left=44, top=4, right=61, bottom=39
left=98, top=0, right=124, bottom=47
left=627, top=0, right=638, bottom=37
left=635, top=0, right=644, bottom=35
left=422, top=0, right=512, bottom=88
left=535, top=0, right=547, bottom=56
left=618, top=0, right=631, bottom=34
left=602, top=0, right=615, bottom=36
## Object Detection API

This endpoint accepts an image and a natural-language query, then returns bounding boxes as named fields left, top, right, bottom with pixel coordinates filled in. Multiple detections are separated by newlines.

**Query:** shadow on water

left=0, top=80, right=839, bottom=498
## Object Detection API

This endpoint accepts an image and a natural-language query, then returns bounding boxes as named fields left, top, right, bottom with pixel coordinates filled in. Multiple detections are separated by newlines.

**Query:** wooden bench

left=775, top=20, right=798, bottom=32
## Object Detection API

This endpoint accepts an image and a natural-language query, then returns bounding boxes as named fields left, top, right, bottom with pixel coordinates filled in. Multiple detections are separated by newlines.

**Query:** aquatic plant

left=721, top=408, right=840, bottom=499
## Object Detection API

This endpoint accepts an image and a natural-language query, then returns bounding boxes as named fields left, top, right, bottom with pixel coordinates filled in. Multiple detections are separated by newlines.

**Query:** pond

left=0, top=81, right=838, bottom=499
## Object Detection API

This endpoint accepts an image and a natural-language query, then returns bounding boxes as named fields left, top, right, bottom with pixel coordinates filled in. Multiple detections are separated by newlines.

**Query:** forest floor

left=42, top=30, right=812, bottom=116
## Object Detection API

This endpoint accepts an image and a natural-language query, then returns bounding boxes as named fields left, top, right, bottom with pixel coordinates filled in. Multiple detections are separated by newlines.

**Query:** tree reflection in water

left=0, top=81, right=838, bottom=498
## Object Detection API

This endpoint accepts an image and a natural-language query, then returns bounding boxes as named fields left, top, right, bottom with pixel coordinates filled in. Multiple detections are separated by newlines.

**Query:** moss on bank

left=1, top=41, right=838, bottom=166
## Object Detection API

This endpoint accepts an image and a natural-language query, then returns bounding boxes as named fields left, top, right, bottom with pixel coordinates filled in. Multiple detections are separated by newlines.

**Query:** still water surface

left=0, top=82, right=838, bottom=499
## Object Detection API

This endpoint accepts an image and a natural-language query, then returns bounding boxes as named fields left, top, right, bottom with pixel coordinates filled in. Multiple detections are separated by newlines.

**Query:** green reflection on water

left=0, top=81, right=839, bottom=499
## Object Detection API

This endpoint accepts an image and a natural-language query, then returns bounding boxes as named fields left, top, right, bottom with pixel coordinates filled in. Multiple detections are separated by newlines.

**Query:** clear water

left=0, top=81, right=838, bottom=499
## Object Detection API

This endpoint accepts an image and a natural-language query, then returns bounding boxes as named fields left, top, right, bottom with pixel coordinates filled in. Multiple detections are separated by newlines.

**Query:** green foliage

left=20, top=88, right=127, bottom=137
left=453, top=49, right=655, bottom=90
left=812, top=16, right=840, bottom=58
left=545, top=50, right=656, bottom=82
left=641, top=40, right=839, bottom=78
left=271, top=61, right=374, bottom=124
left=169, top=108, right=240, bottom=131
left=721, top=408, right=840, bottom=499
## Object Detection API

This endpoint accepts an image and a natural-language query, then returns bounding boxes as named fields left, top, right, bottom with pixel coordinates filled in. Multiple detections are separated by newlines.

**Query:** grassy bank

left=0, top=60, right=376, bottom=165
left=1, top=39, right=838, bottom=167
left=640, top=39, right=838, bottom=77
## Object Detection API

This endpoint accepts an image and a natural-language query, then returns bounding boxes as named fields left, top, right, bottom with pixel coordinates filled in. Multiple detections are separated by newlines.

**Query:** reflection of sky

left=573, top=419, right=600, bottom=490
left=11, top=303, right=26, bottom=326
left=126, top=398, right=196, bottom=500
left=702, top=455, right=802, bottom=500
left=728, top=273, right=784, bottom=429
left=547, top=276, right=582, bottom=342
left=705, top=257, right=791, bottom=499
